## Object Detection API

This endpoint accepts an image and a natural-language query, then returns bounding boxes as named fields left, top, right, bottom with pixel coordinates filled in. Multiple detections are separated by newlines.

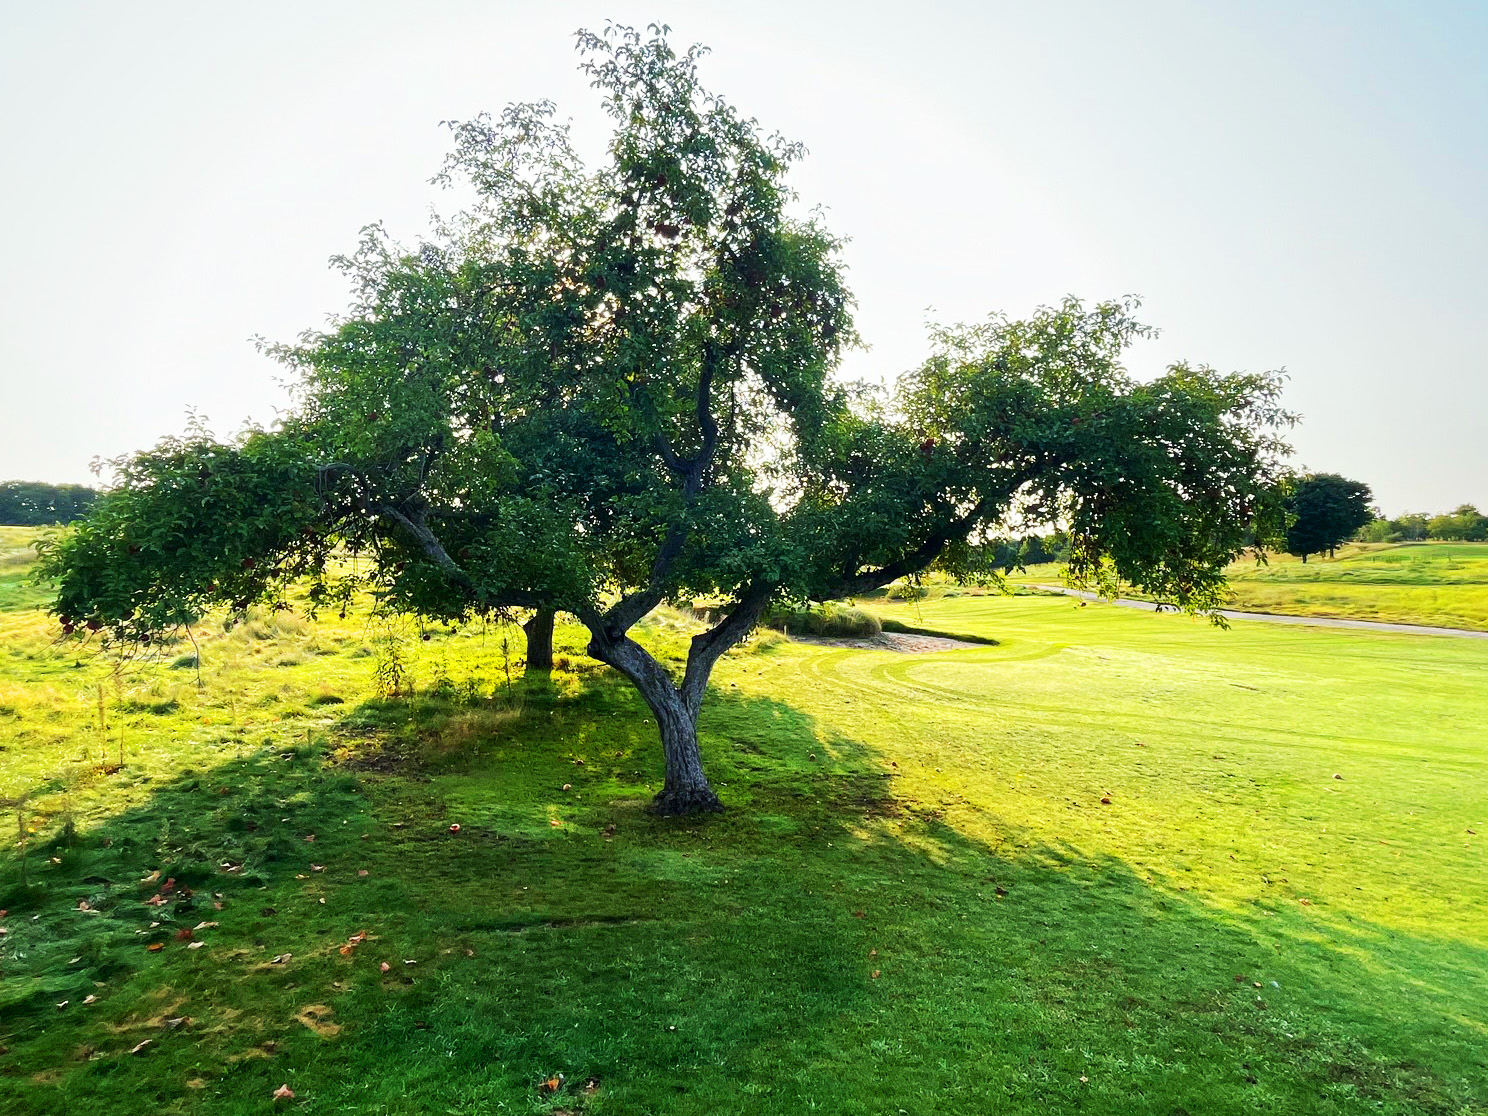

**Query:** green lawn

left=1, top=534, right=1485, bottom=1114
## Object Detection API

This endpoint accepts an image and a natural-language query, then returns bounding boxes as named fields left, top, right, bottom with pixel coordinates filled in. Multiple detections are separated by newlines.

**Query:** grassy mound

left=761, top=603, right=882, bottom=639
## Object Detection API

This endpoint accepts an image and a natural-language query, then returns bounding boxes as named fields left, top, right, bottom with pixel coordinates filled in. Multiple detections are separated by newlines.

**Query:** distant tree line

left=0, top=481, right=100, bottom=526
left=1357, top=504, right=1488, bottom=543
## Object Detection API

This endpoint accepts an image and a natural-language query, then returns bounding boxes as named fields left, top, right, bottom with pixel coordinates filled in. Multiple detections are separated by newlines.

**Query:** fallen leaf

left=82, top=994, right=97, bottom=1004
left=164, top=1016, right=191, bottom=1029
left=271, top=953, right=292, bottom=964
left=77, top=899, right=92, bottom=911
left=1298, top=898, right=1313, bottom=906
left=357, top=870, right=369, bottom=877
left=549, top=819, right=562, bottom=827
left=870, top=970, right=880, bottom=979
left=56, top=1000, right=69, bottom=1010
left=310, top=864, right=325, bottom=872
left=193, top=921, right=219, bottom=931
left=448, top=824, right=461, bottom=833
left=175, top=929, right=194, bottom=942
left=1100, top=796, right=1112, bottom=805
left=541, top=1073, right=564, bottom=1094
left=869, top=949, right=878, bottom=957
left=379, top=962, right=391, bottom=973
left=562, top=783, right=572, bottom=791
left=140, top=871, right=160, bottom=884
left=146, top=943, right=164, bottom=953
left=272, top=1084, right=294, bottom=1100
left=304, top=834, right=316, bottom=842
left=853, top=910, right=865, bottom=918
left=403, top=959, right=416, bottom=965
left=187, top=941, right=205, bottom=950
left=318, top=897, right=326, bottom=905
left=130, top=1040, right=153, bottom=1055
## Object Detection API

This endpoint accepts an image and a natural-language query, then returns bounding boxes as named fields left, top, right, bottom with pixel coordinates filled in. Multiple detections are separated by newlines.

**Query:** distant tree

left=1427, top=505, right=1488, bottom=542
left=37, top=26, right=1294, bottom=816
left=0, top=481, right=99, bottom=526
left=1285, top=473, right=1373, bottom=561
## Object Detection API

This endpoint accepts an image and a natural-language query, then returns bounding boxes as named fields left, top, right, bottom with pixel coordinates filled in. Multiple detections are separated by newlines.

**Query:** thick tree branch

left=680, top=581, right=772, bottom=717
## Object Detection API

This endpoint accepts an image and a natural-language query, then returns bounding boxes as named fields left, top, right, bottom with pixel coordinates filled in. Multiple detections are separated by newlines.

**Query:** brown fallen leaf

left=175, top=929, right=194, bottom=942
left=129, top=1039, right=152, bottom=1055
left=870, top=970, right=880, bottom=979
left=304, top=834, right=316, bottom=842
left=271, top=953, right=292, bottom=964
left=77, top=899, right=92, bottom=911
left=1298, top=898, right=1313, bottom=906
left=310, top=864, right=325, bottom=872
left=549, top=819, right=562, bottom=827
left=562, top=783, right=572, bottom=791
left=272, top=1084, right=295, bottom=1100
left=448, top=824, right=461, bottom=833
left=164, top=1016, right=191, bottom=1030
left=540, top=1073, right=564, bottom=1094
left=82, top=994, right=97, bottom=1004
left=192, top=921, right=219, bottom=931
left=146, top=943, right=164, bottom=953
left=140, top=871, right=160, bottom=885
left=357, top=870, right=369, bottom=877
left=187, top=941, right=205, bottom=950
left=379, top=962, right=391, bottom=973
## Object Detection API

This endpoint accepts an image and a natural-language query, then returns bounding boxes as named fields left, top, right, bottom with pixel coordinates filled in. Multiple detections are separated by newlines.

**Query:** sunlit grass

left=1, top=531, right=1484, bottom=1114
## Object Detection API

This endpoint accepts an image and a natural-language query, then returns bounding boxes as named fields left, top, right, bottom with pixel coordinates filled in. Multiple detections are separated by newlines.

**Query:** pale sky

left=2, top=1, right=1483, bottom=515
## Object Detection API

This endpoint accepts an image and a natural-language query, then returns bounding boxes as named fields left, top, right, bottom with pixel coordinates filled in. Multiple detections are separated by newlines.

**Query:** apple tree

left=40, top=26, right=1292, bottom=815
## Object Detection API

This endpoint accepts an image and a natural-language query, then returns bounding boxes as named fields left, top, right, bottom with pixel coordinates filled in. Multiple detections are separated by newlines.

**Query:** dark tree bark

left=523, top=608, right=555, bottom=674
left=581, top=585, right=771, bottom=815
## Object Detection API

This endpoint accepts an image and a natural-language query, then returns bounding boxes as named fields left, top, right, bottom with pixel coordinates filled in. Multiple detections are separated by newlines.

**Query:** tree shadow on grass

left=0, top=672, right=1482, bottom=1115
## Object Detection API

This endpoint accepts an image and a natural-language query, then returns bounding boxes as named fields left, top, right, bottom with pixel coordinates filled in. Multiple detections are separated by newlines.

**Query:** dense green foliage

left=1283, top=472, right=1373, bottom=561
left=37, top=27, right=1293, bottom=813
left=0, top=480, right=97, bottom=526
left=2, top=528, right=1485, bottom=1113
left=1357, top=503, right=1488, bottom=543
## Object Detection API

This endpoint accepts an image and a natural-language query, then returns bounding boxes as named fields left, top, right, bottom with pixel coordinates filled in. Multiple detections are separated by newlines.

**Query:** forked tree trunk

left=523, top=608, right=555, bottom=674
left=585, top=631, right=723, bottom=815
left=583, top=587, right=769, bottom=816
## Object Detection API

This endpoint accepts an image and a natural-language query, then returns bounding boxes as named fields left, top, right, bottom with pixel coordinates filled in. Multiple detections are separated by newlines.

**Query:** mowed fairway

left=0, top=551, right=1484, bottom=1112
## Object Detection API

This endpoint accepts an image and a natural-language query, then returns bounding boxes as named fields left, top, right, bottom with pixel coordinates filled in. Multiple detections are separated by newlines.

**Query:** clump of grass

left=762, top=602, right=882, bottom=638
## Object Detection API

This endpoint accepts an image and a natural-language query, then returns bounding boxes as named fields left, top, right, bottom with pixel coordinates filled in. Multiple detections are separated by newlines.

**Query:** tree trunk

left=523, top=608, right=555, bottom=674
left=650, top=698, right=723, bottom=815
left=580, top=584, right=770, bottom=816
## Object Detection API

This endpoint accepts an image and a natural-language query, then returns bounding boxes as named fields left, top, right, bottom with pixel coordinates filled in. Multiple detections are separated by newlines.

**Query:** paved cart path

left=1028, top=585, right=1488, bottom=640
